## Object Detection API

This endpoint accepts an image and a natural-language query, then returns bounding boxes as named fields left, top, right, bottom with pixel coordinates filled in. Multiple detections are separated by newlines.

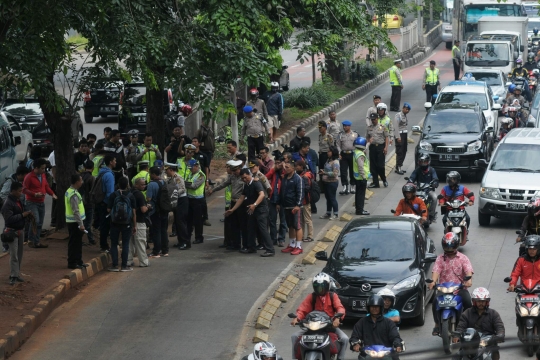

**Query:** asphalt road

left=13, top=43, right=524, bottom=360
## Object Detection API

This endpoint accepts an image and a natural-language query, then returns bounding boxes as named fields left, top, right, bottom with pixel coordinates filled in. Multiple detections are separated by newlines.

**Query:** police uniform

left=353, top=148, right=370, bottom=214
left=246, top=98, right=269, bottom=123
left=337, top=130, right=359, bottom=193
left=366, top=122, right=389, bottom=187
left=366, top=106, right=378, bottom=127
left=423, top=66, right=440, bottom=103
left=136, top=144, right=162, bottom=172
left=125, top=142, right=141, bottom=180
left=318, top=131, right=334, bottom=173
left=393, top=111, right=408, bottom=172
left=452, top=43, right=462, bottom=80
left=65, top=186, right=86, bottom=269
left=241, top=112, right=270, bottom=159
left=389, top=61, right=403, bottom=111
left=378, top=115, right=394, bottom=137
left=186, top=167, right=206, bottom=244
left=212, top=170, right=245, bottom=249
left=326, top=121, right=340, bottom=141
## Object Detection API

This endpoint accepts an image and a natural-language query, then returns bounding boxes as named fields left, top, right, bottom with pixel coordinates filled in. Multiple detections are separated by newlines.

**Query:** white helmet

left=313, top=272, right=331, bottom=296
left=471, top=287, right=491, bottom=308
left=501, top=117, right=514, bottom=128
left=270, top=81, right=280, bottom=88
left=253, top=342, right=277, bottom=360
left=377, top=288, right=396, bottom=307
left=376, top=103, right=388, bottom=111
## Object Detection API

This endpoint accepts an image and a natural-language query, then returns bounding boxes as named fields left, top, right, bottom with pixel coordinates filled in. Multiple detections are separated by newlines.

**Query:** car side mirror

left=506, top=81, right=512, bottom=86
left=390, top=209, right=396, bottom=214
left=504, top=277, right=511, bottom=283
left=424, top=102, right=432, bottom=110
left=516, top=230, right=522, bottom=235
left=493, top=103, right=501, bottom=110
left=14, top=136, right=21, bottom=145
left=493, top=96, right=500, bottom=102
left=288, top=313, right=297, bottom=318
left=475, top=159, right=489, bottom=169
left=315, top=251, right=328, bottom=261
left=412, top=125, right=421, bottom=133
left=464, top=275, right=472, bottom=281
left=485, top=126, right=494, bottom=132
left=422, top=209, right=427, bottom=213
left=422, top=252, right=437, bottom=264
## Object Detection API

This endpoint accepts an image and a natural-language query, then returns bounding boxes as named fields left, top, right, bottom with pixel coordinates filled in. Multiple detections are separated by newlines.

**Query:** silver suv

left=476, top=128, right=540, bottom=226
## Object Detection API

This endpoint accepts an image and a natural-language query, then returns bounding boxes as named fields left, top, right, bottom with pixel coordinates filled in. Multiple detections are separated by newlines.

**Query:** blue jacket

left=279, top=172, right=303, bottom=208
left=266, top=92, right=283, bottom=116
left=98, top=167, right=115, bottom=203
left=409, top=167, right=439, bottom=188
left=292, top=152, right=316, bottom=176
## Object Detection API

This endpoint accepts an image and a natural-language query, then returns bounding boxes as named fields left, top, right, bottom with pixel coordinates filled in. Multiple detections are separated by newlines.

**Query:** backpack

left=154, top=180, right=172, bottom=212
left=303, top=175, right=320, bottom=204
left=90, top=173, right=106, bottom=205
left=166, top=179, right=179, bottom=208
left=110, top=190, right=133, bottom=225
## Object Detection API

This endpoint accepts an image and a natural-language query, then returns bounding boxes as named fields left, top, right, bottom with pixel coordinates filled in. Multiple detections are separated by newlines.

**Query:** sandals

left=432, top=326, right=440, bottom=336
left=303, top=237, right=314, bottom=242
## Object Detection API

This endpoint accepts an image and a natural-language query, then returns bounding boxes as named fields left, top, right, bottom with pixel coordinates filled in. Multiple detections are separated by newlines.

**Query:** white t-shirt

left=48, top=151, right=56, bottom=181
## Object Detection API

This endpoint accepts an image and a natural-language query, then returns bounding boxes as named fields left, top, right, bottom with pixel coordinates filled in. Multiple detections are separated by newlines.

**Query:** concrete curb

left=0, top=253, right=111, bottom=359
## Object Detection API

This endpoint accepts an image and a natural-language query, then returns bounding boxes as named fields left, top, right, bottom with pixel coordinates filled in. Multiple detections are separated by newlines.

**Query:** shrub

left=283, top=85, right=331, bottom=109
left=355, top=61, right=379, bottom=81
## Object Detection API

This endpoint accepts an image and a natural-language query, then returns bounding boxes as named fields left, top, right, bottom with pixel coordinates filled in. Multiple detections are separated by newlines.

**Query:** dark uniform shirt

left=193, top=151, right=209, bottom=175
left=168, top=135, right=191, bottom=163
left=242, top=179, right=268, bottom=211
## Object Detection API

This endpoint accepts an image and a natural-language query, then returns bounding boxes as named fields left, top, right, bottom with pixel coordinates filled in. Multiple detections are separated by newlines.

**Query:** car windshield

left=465, top=43, right=510, bottom=66
left=336, top=229, right=414, bottom=261
left=526, top=5, right=540, bottom=17
left=437, top=92, right=488, bottom=110
left=123, top=84, right=146, bottom=106
left=2, top=102, right=42, bottom=116
left=425, top=112, right=481, bottom=133
left=490, top=143, right=540, bottom=172
left=470, top=72, right=502, bottom=87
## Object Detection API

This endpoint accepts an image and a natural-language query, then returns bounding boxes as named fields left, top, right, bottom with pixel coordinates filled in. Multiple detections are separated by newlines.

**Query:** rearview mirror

left=424, top=102, right=432, bottom=109
left=492, top=103, right=501, bottom=110
left=437, top=194, right=443, bottom=200
left=422, top=252, right=437, bottom=264
left=486, top=126, right=494, bottom=132
left=504, top=277, right=511, bottom=283
left=464, top=275, right=472, bottom=281
left=288, top=313, right=297, bottom=318
left=390, top=209, right=396, bottom=214
left=315, top=251, right=328, bottom=261
left=516, top=230, right=521, bottom=235
left=412, top=125, right=421, bottom=132
left=475, top=159, right=489, bottom=169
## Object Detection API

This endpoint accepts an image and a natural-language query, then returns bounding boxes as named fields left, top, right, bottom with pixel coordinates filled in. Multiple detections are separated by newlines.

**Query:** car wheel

left=84, top=114, right=93, bottom=123
left=410, top=293, right=425, bottom=326
left=478, top=210, right=491, bottom=226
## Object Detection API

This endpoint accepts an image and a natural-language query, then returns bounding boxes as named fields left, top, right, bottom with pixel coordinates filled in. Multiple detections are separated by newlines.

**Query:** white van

left=0, top=111, right=19, bottom=184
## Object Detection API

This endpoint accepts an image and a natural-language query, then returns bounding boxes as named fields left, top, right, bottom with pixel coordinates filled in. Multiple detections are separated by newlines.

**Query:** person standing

left=129, top=177, right=150, bottom=266
left=48, top=150, right=57, bottom=228
left=246, top=88, right=269, bottom=123
left=104, top=130, right=127, bottom=181
left=22, top=158, right=57, bottom=248
left=389, top=59, right=404, bottom=112
left=376, top=103, right=394, bottom=145
left=65, top=174, right=88, bottom=270
left=393, top=103, right=411, bottom=175
left=290, top=127, right=306, bottom=153
left=422, top=60, right=441, bottom=103
left=164, top=163, right=186, bottom=245
left=365, top=95, right=382, bottom=127
left=146, top=166, right=169, bottom=257
left=366, top=113, right=389, bottom=188
left=257, top=147, right=274, bottom=175
left=191, top=137, right=211, bottom=226
left=1, top=166, right=30, bottom=253
left=74, top=139, right=90, bottom=173
left=165, top=126, right=191, bottom=164
left=317, top=121, right=334, bottom=180
left=125, top=129, right=141, bottom=181
left=131, top=160, right=150, bottom=192
left=336, top=120, right=358, bottom=195
left=266, top=82, right=284, bottom=141
left=196, top=121, right=216, bottom=184
left=107, top=177, right=136, bottom=272
left=320, top=146, right=340, bottom=220
left=96, top=127, right=112, bottom=147
left=249, top=161, right=271, bottom=195
left=292, top=142, right=316, bottom=177
left=353, top=137, right=370, bottom=216
left=326, top=111, right=340, bottom=142
left=295, top=160, right=314, bottom=242
left=241, top=105, right=272, bottom=159
left=185, top=160, right=206, bottom=245
left=279, top=162, right=304, bottom=255
left=96, top=155, right=116, bottom=253
left=91, top=143, right=106, bottom=176
left=452, top=40, right=462, bottom=81
left=1, top=182, right=31, bottom=285
left=136, top=135, right=162, bottom=172
left=266, top=157, right=287, bottom=247
left=80, top=160, right=95, bottom=245
left=177, top=144, right=196, bottom=180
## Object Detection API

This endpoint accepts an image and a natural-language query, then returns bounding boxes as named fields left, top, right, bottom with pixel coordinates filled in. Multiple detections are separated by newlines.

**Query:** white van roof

left=502, top=128, right=540, bottom=144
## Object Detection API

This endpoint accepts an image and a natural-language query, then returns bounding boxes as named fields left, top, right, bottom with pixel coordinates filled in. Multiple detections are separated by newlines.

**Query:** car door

left=7, top=115, right=25, bottom=162
left=415, top=224, right=435, bottom=300
left=0, top=122, right=16, bottom=183
left=487, top=86, right=499, bottom=131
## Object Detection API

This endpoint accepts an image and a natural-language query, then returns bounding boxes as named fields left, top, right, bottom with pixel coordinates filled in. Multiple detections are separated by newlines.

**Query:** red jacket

left=266, top=167, right=284, bottom=199
left=22, top=172, right=54, bottom=203
left=296, top=292, right=346, bottom=321
left=510, top=256, right=540, bottom=286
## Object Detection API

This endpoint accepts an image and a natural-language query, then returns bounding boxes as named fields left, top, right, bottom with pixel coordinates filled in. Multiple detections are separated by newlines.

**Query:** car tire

left=410, top=293, right=425, bottom=326
left=478, top=210, right=491, bottom=226
left=84, top=114, right=94, bottom=123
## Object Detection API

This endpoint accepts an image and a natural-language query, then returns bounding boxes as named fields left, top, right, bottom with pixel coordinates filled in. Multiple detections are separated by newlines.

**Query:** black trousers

left=355, top=179, right=368, bottom=212
left=339, top=152, right=355, bottom=186
left=453, top=62, right=461, bottom=81
left=127, top=167, right=137, bottom=183
left=390, top=86, right=401, bottom=111
left=224, top=205, right=232, bottom=247
left=51, top=183, right=57, bottom=226
left=395, top=133, right=408, bottom=167
left=318, top=152, right=328, bottom=180
left=67, top=222, right=84, bottom=267
left=369, top=144, right=386, bottom=184
left=175, top=196, right=189, bottom=246
left=247, top=136, right=264, bottom=161
left=247, top=208, right=274, bottom=252
left=432, top=289, right=472, bottom=324
left=187, top=198, right=204, bottom=242
left=425, top=84, right=438, bottom=103
left=229, top=201, right=245, bottom=249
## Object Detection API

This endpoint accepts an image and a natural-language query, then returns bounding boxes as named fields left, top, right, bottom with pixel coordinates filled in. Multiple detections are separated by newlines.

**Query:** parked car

left=413, top=104, right=494, bottom=180
left=2, top=112, right=33, bottom=163
left=314, top=216, right=437, bottom=325
left=464, top=69, right=508, bottom=109
left=82, top=78, right=122, bottom=123
left=476, top=128, right=540, bottom=226
left=373, top=14, right=404, bottom=29
left=0, top=111, right=19, bottom=183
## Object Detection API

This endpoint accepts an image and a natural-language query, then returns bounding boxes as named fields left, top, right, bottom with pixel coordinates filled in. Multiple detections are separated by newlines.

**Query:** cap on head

left=373, top=95, right=381, bottom=100
left=187, top=159, right=199, bottom=168
left=243, top=105, right=253, bottom=113
left=342, top=120, right=352, bottom=126
left=226, top=160, right=243, bottom=168
left=370, top=113, right=378, bottom=120
left=164, top=162, right=178, bottom=170
left=394, top=58, right=402, bottom=64
left=154, top=160, right=163, bottom=167
left=184, top=144, right=196, bottom=150
left=248, top=161, right=257, bottom=168
left=137, top=160, right=150, bottom=166
left=403, top=102, right=412, bottom=110
left=318, top=121, right=327, bottom=128
left=454, top=39, right=460, bottom=44
left=127, top=129, right=139, bottom=136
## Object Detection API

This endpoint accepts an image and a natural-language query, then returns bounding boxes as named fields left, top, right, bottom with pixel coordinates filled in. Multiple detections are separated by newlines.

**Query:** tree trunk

left=324, top=58, right=343, bottom=83
left=146, top=88, right=166, bottom=151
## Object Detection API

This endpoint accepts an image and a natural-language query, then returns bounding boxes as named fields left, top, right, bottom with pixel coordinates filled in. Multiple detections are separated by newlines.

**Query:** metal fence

left=422, top=21, right=443, bottom=49
left=390, top=20, right=419, bottom=59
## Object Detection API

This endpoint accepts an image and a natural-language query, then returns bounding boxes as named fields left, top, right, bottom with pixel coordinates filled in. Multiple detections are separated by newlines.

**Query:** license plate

left=440, top=154, right=460, bottom=161
left=100, top=107, right=114, bottom=112
left=137, top=116, right=146, bottom=124
left=438, top=299, right=457, bottom=307
left=351, top=299, right=367, bottom=311
left=506, top=203, right=526, bottom=210
left=521, top=297, right=540, bottom=302
left=302, top=335, right=325, bottom=343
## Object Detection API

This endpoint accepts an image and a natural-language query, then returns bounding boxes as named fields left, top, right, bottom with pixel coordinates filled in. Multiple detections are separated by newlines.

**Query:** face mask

left=518, top=65, right=522, bottom=68
left=296, top=170, right=303, bottom=175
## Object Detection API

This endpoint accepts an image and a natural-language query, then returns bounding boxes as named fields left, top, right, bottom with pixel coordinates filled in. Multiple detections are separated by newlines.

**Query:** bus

left=442, top=0, right=454, bottom=49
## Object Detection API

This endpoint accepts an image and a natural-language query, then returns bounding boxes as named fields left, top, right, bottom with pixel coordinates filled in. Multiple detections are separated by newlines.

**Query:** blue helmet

left=464, top=72, right=473, bottom=79
left=508, top=84, right=516, bottom=93
left=402, top=102, right=412, bottom=110
left=354, top=137, right=367, bottom=149
left=187, top=159, right=199, bottom=168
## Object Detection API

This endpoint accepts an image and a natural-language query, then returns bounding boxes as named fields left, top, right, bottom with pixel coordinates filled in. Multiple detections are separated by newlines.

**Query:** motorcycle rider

left=428, top=233, right=474, bottom=336
left=290, top=273, right=348, bottom=360
left=509, top=235, right=540, bottom=293
left=506, top=85, right=527, bottom=109
left=408, top=154, right=439, bottom=222
left=377, top=288, right=400, bottom=325
left=453, top=287, right=505, bottom=360
left=394, top=183, right=428, bottom=224
left=439, top=171, right=474, bottom=232
left=350, top=295, right=403, bottom=360
left=511, top=58, right=531, bottom=101
left=241, top=342, right=283, bottom=360
left=497, top=117, right=514, bottom=142
left=506, top=105, right=525, bottom=129
left=525, top=55, right=537, bottom=72
left=516, top=198, right=540, bottom=256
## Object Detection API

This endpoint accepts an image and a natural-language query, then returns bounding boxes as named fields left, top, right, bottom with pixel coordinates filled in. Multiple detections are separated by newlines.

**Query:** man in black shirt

left=96, top=127, right=112, bottom=147
left=165, top=126, right=191, bottom=163
left=289, top=126, right=306, bottom=152
left=74, top=139, right=90, bottom=173
left=191, top=137, right=211, bottom=226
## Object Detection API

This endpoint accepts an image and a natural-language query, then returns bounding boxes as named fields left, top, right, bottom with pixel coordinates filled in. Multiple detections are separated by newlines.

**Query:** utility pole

left=312, top=53, right=316, bottom=84
left=430, top=0, right=433, bottom=21
left=417, top=0, right=424, bottom=46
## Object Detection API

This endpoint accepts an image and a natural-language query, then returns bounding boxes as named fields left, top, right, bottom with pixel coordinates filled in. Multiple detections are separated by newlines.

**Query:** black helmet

left=524, top=235, right=540, bottom=250
left=402, top=183, right=417, bottom=197
left=446, top=171, right=461, bottom=187
left=528, top=198, right=540, bottom=218
left=442, top=232, right=460, bottom=254
left=367, top=294, right=385, bottom=309
left=419, top=154, right=431, bottom=170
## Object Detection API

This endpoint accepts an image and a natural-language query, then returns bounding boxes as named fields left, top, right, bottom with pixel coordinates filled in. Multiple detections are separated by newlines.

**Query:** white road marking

left=304, top=64, right=313, bottom=68
left=289, top=64, right=301, bottom=68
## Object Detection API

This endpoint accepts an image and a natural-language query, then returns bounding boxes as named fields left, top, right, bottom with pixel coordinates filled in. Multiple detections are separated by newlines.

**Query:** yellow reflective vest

left=65, top=187, right=86, bottom=223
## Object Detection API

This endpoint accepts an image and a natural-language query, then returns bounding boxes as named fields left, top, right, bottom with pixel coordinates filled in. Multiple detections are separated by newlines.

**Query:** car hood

left=422, top=132, right=480, bottom=145
left=328, top=259, right=416, bottom=286
left=490, top=84, right=506, bottom=97
left=483, top=170, right=540, bottom=191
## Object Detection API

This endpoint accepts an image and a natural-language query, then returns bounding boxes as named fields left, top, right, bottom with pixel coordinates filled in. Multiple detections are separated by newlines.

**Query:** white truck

left=478, top=16, right=528, bottom=61
left=463, top=34, right=519, bottom=76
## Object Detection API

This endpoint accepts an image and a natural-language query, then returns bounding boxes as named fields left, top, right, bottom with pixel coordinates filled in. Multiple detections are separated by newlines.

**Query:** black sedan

left=315, top=216, right=437, bottom=325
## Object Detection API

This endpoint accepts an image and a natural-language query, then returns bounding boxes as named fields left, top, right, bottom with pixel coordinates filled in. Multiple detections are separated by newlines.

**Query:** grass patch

left=66, top=34, right=88, bottom=51
left=374, top=58, right=395, bottom=73
left=283, top=105, right=325, bottom=124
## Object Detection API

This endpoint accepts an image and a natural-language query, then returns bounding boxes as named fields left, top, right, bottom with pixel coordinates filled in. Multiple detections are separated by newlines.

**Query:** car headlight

left=467, top=140, right=482, bottom=152
left=419, top=141, right=433, bottom=151
left=480, top=187, right=501, bottom=200
left=393, top=274, right=421, bottom=290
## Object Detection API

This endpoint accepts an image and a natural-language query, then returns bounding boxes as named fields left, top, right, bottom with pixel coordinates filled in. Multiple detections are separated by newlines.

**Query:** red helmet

left=181, top=104, right=192, bottom=116
left=249, top=88, right=259, bottom=97
left=441, top=232, right=459, bottom=254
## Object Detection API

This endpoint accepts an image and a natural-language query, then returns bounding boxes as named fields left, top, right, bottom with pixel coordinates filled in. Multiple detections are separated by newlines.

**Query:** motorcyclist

left=408, top=154, right=439, bottom=221
left=241, top=342, right=283, bottom=360
left=439, top=171, right=474, bottom=231
left=428, top=233, right=474, bottom=336
left=497, top=117, right=514, bottom=142
left=394, top=183, right=428, bottom=223
left=506, top=105, right=525, bottom=129
left=512, top=59, right=530, bottom=80
left=350, top=295, right=403, bottom=360
left=508, top=235, right=540, bottom=293
left=506, top=85, right=526, bottom=108
left=453, top=287, right=505, bottom=360
left=291, top=273, right=348, bottom=360
left=525, top=55, right=538, bottom=72
left=516, top=198, right=540, bottom=256
left=376, top=288, right=400, bottom=325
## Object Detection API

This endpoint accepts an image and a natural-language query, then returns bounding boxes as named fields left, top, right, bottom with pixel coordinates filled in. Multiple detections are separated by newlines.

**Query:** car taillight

left=119, top=91, right=124, bottom=105
left=393, top=15, right=399, bottom=21
left=83, top=91, right=91, bottom=102
left=372, top=16, right=377, bottom=21
left=168, top=89, right=173, bottom=104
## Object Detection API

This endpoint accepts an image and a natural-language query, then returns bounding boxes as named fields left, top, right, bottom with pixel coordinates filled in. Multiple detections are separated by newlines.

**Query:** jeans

left=83, top=205, right=94, bottom=243
left=432, top=288, right=472, bottom=324
left=292, top=328, right=348, bottom=360
left=150, top=211, right=168, bottom=255
left=269, top=202, right=287, bottom=244
left=67, top=222, right=84, bottom=267
left=7, top=229, right=23, bottom=278
left=26, top=201, right=45, bottom=245
left=98, top=202, right=110, bottom=250
left=324, top=181, right=339, bottom=214
left=110, top=225, right=131, bottom=268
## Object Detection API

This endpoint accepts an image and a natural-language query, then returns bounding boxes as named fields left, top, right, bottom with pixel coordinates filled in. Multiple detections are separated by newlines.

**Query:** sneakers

left=320, top=213, right=331, bottom=219
left=260, top=251, right=275, bottom=257
left=120, top=266, right=133, bottom=272
left=148, top=253, right=160, bottom=258
left=291, top=248, right=303, bottom=255
left=281, top=246, right=295, bottom=253
left=329, top=214, right=339, bottom=221
left=108, top=267, right=120, bottom=272
left=356, top=210, right=370, bottom=215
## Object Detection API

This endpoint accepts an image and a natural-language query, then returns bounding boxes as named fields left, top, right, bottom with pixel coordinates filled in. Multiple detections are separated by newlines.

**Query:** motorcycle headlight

left=365, top=349, right=391, bottom=357
left=467, top=140, right=482, bottom=152
left=437, top=285, right=459, bottom=293
left=480, top=187, right=501, bottom=200
left=393, top=274, right=421, bottom=290
left=305, top=321, right=325, bottom=331
left=519, top=304, right=531, bottom=317
left=479, top=337, right=492, bottom=347
left=419, top=141, right=433, bottom=151
left=531, top=304, right=540, bottom=317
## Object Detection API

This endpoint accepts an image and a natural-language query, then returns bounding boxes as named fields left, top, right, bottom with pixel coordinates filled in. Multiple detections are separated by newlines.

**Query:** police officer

left=318, top=121, right=334, bottom=178
left=177, top=144, right=195, bottom=180
left=366, top=113, right=389, bottom=188
left=393, top=103, right=411, bottom=175
left=389, top=59, right=403, bottom=112
left=136, top=135, right=162, bottom=172
left=65, top=174, right=87, bottom=270
left=422, top=60, right=441, bottom=103
left=246, top=88, right=269, bottom=122
left=366, top=95, right=382, bottom=127
left=337, top=120, right=358, bottom=195
left=377, top=103, right=394, bottom=146
left=186, top=159, right=206, bottom=245
left=326, top=111, right=340, bottom=141
left=353, top=137, right=370, bottom=216
left=241, top=105, right=272, bottom=160
left=452, top=40, right=462, bottom=81
left=125, top=129, right=140, bottom=181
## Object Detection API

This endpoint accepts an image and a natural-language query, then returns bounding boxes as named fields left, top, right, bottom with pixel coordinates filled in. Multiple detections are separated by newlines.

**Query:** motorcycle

left=353, top=343, right=402, bottom=360
left=529, top=70, right=538, bottom=97
left=426, top=276, right=472, bottom=354
left=451, top=328, right=499, bottom=360
left=504, top=277, right=540, bottom=357
left=405, top=177, right=438, bottom=228
left=289, top=311, right=343, bottom=360
left=438, top=195, right=474, bottom=247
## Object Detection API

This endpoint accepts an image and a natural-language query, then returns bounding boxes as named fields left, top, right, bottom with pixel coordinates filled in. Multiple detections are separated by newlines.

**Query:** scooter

left=504, top=277, right=540, bottom=357
left=289, top=311, right=343, bottom=360
left=405, top=177, right=438, bottom=228
left=451, top=328, right=498, bottom=360
left=438, top=195, right=474, bottom=247
left=353, top=343, right=402, bottom=360
left=426, top=276, right=472, bottom=355
left=529, top=70, right=538, bottom=97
